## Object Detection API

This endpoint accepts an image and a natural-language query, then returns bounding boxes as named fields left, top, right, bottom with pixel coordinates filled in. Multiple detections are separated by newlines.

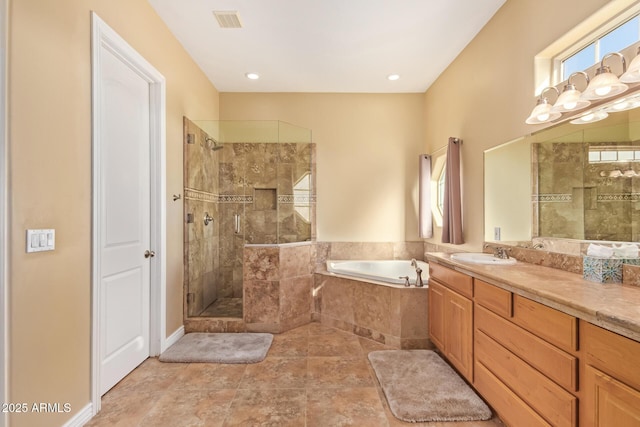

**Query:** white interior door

left=97, top=42, right=152, bottom=396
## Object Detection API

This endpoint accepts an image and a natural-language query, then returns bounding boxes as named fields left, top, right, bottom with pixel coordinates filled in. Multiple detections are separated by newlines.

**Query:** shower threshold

left=197, top=297, right=243, bottom=318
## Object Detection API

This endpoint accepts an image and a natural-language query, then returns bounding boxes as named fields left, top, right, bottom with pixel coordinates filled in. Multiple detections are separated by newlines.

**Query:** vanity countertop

left=426, top=252, right=640, bottom=343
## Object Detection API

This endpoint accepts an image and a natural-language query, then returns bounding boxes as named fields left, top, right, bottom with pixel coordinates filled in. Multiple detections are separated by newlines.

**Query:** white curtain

left=419, top=154, right=433, bottom=238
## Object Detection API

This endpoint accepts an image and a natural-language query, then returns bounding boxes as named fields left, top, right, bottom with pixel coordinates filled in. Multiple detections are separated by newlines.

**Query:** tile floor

left=85, top=323, right=504, bottom=427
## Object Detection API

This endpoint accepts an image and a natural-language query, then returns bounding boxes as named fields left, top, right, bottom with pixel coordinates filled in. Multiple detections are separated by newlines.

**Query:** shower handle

left=204, top=212, right=214, bottom=226
left=234, top=214, right=239, bottom=234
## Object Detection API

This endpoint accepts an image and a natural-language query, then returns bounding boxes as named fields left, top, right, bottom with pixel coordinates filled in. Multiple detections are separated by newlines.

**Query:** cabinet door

left=445, top=289, right=473, bottom=382
left=584, top=366, right=640, bottom=427
left=428, top=280, right=446, bottom=352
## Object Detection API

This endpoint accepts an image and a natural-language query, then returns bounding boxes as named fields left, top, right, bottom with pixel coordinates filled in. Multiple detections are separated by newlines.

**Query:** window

left=437, top=166, right=446, bottom=216
left=293, top=172, right=311, bottom=222
left=560, top=14, right=640, bottom=81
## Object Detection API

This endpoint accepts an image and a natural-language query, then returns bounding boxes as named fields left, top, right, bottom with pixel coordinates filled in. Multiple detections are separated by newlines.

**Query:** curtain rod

left=432, top=137, right=462, bottom=155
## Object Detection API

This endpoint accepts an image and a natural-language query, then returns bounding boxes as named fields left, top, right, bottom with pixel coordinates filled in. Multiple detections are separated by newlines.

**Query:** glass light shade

left=603, top=95, right=640, bottom=112
left=620, top=55, right=640, bottom=83
left=551, top=86, right=591, bottom=112
left=525, top=99, right=561, bottom=124
left=582, top=67, right=628, bottom=100
left=570, top=110, right=608, bottom=124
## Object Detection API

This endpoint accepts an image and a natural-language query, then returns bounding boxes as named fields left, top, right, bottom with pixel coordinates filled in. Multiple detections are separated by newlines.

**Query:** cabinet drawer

left=512, top=295, right=578, bottom=352
left=475, top=330, right=577, bottom=427
left=429, top=263, right=473, bottom=298
left=475, top=306, right=577, bottom=392
left=583, top=322, right=640, bottom=390
left=475, top=361, right=551, bottom=427
left=475, top=279, right=512, bottom=318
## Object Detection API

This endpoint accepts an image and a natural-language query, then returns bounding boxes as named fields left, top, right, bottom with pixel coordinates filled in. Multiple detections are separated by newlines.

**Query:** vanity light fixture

left=599, top=169, right=638, bottom=178
left=551, top=71, right=591, bottom=113
left=525, top=87, right=561, bottom=124
left=569, top=110, right=609, bottom=124
left=620, top=47, right=640, bottom=83
left=603, top=93, right=640, bottom=112
left=245, top=72, right=260, bottom=80
left=581, top=52, right=628, bottom=100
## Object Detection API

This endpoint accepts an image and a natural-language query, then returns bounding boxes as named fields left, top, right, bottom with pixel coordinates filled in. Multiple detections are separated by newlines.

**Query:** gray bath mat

left=368, top=350, right=492, bottom=422
left=159, top=333, right=273, bottom=364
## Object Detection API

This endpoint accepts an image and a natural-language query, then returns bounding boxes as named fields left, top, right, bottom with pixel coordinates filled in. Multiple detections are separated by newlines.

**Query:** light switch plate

left=494, top=227, right=501, bottom=241
left=26, top=229, right=55, bottom=253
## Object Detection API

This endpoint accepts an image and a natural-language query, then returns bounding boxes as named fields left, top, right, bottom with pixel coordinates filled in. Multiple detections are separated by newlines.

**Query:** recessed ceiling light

left=245, top=72, right=260, bottom=80
left=387, top=74, right=400, bottom=81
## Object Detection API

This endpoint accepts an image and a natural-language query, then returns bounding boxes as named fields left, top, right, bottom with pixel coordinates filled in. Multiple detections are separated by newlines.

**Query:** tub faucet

left=399, top=276, right=411, bottom=287
left=415, top=267, right=424, bottom=287
left=410, top=258, right=417, bottom=268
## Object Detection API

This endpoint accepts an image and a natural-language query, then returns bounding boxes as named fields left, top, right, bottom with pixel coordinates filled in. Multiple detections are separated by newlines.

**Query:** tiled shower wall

left=533, top=141, right=640, bottom=242
left=218, top=142, right=316, bottom=299
left=184, top=118, right=221, bottom=316
left=183, top=117, right=316, bottom=318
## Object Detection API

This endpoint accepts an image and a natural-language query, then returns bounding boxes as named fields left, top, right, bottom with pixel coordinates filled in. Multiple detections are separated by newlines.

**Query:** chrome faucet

left=495, top=247, right=510, bottom=259
left=485, top=244, right=509, bottom=259
left=415, top=267, right=424, bottom=287
left=410, top=259, right=424, bottom=287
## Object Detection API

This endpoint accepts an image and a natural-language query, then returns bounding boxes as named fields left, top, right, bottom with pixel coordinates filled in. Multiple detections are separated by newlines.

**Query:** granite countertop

left=426, top=252, right=640, bottom=343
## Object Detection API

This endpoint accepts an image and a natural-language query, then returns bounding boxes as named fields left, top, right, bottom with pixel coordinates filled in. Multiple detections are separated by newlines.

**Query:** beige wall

left=8, top=0, right=219, bottom=425
left=219, top=93, right=425, bottom=242
left=423, top=0, right=613, bottom=252
left=6, top=0, right=626, bottom=425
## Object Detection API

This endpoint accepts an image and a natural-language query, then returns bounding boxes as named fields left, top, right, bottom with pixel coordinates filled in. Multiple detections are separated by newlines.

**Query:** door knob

left=144, top=250, right=156, bottom=258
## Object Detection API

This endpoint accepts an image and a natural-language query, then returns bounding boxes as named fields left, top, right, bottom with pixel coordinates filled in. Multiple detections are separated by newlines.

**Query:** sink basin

left=450, top=253, right=517, bottom=265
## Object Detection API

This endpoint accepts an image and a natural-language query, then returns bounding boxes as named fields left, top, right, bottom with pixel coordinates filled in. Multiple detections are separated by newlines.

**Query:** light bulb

left=595, top=86, right=612, bottom=96
left=537, top=113, right=550, bottom=121
left=563, top=101, right=577, bottom=110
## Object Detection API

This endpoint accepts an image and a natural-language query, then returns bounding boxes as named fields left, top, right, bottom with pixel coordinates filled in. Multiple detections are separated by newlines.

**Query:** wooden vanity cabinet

left=473, top=279, right=578, bottom=427
left=582, top=322, right=640, bottom=427
left=428, top=259, right=640, bottom=427
left=428, top=263, right=473, bottom=382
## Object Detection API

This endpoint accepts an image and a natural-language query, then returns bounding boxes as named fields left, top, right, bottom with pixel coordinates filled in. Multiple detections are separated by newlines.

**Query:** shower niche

left=183, top=118, right=316, bottom=320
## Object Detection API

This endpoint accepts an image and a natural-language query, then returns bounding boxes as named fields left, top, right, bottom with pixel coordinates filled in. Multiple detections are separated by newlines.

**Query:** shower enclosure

left=183, top=118, right=315, bottom=319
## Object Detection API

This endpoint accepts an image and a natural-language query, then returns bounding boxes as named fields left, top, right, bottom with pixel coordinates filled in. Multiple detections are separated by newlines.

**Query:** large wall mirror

left=485, top=106, right=640, bottom=253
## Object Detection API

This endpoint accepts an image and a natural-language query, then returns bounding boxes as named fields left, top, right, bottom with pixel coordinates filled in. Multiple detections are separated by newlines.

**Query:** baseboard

left=162, top=325, right=185, bottom=353
left=61, top=403, right=93, bottom=427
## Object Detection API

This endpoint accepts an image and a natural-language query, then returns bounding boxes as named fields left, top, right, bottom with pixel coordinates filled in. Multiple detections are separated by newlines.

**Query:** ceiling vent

left=213, top=11, right=242, bottom=28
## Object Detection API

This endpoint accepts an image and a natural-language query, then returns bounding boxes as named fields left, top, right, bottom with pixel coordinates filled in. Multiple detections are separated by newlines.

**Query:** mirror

left=485, top=108, right=640, bottom=252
